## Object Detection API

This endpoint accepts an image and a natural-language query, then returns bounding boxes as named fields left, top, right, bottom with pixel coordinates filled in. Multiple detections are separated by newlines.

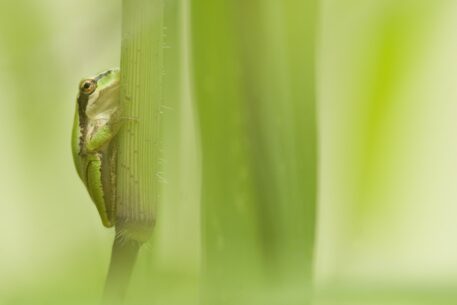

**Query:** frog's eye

left=80, top=79, right=97, bottom=95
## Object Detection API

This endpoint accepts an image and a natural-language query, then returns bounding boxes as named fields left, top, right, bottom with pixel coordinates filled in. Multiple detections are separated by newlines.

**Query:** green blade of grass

left=103, top=0, right=165, bottom=303
left=191, top=1, right=318, bottom=304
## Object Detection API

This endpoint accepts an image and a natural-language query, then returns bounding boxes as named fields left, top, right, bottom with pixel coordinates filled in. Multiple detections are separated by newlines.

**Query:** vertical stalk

left=102, top=239, right=141, bottom=304
left=103, top=0, right=164, bottom=303
left=191, top=1, right=317, bottom=304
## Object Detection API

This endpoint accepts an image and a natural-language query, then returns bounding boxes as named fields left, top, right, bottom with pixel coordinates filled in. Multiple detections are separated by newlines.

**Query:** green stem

left=191, top=1, right=317, bottom=304
left=116, top=0, right=164, bottom=242
left=103, top=0, right=165, bottom=302
left=102, top=236, right=141, bottom=305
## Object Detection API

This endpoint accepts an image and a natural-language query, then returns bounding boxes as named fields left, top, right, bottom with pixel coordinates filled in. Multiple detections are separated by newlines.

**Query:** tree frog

left=71, top=69, right=121, bottom=228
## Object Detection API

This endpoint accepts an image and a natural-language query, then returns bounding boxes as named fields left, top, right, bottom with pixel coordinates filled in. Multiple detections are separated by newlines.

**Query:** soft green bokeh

left=191, top=1, right=316, bottom=304
left=316, top=1, right=457, bottom=303
left=1, top=0, right=457, bottom=304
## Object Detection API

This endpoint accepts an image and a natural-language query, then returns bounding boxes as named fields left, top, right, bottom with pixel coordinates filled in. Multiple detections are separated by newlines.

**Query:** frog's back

left=71, top=105, right=85, bottom=182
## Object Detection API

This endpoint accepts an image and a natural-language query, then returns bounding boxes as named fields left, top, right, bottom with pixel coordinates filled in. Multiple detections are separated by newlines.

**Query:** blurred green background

left=1, top=0, right=457, bottom=304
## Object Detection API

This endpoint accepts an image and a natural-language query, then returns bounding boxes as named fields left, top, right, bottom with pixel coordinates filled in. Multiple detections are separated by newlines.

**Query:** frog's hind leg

left=101, top=145, right=117, bottom=227
left=86, top=155, right=114, bottom=228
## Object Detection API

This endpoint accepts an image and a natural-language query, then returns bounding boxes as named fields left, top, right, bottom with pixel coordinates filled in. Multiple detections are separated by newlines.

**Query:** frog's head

left=79, top=68, right=120, bottom=119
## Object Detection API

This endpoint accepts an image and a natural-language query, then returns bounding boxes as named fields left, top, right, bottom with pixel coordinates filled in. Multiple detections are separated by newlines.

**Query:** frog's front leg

left=86, top=121, right=120, bottom=153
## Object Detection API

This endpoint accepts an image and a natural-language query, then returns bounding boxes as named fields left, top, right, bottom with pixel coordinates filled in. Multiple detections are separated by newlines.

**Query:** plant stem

left=116, top=0, right=164, bottom=242
left=191, top=1, right=318, bottom=304
left=103, top=0, right=165, bottom=303
left=102, top=236, right=141, bottom=305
